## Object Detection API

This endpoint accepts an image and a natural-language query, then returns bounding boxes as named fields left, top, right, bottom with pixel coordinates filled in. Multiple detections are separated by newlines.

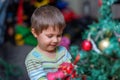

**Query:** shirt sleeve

left=66, top=49, right=72, bottom=62
left=25, top=59, right=47, bottom=80
left=60, top=46, right=72, bottom=62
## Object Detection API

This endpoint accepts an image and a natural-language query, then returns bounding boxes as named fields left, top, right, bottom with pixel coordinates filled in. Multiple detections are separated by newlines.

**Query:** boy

left=25, top=5, right=72, bottom=80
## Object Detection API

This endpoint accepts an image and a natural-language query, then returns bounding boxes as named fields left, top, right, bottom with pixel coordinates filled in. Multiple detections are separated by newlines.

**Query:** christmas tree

left=69, top=0, right=120, bottom=80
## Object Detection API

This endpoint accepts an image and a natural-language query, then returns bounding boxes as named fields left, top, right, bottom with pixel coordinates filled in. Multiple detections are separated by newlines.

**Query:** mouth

left=50, top=44, right=58, bottom=47
left=50, top=45, right=57, bottom=47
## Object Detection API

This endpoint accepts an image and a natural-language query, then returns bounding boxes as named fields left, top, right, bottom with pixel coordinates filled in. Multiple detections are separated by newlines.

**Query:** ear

left=31, top=28, right=38, bottom=38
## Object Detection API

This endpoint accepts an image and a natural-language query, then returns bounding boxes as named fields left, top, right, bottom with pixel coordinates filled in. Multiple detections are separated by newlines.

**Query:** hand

left=47, top=70, right=65, bottom=80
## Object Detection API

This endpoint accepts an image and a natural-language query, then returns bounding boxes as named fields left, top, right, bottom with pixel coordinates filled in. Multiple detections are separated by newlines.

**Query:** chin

left=47, top=48, right=56, bottom=52
left=47, top=50, right=55, bottom=52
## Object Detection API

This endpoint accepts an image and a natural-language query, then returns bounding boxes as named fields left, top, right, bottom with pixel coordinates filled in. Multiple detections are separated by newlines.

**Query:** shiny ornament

left=81, top=39, right=93, bottom=51
left=105, top=30, right=112, bottom=37
left=98, top=38, right=110, bottom=51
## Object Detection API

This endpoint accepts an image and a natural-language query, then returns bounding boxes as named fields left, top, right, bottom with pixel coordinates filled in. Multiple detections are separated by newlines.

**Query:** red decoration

left=82, top=75, right=87, bottom=80
left=73, top=54, right=80, bottom=65
left=71, top=70, right=77, bottom=78
left=17, top=0, right=23, bottom=24
left=58, top=62, right=77, bottom=80
left=58, top=62, right=74, bottom=74
left=98, top=0, right=102, bottom=7
left=81, top=39, right=92, bottom=51
left=61, top=8, right=77, bottom=22
left=47, top=54, right=80, bottom=80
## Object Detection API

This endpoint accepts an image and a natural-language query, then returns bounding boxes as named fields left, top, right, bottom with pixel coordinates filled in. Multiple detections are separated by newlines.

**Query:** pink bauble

left=59, top=36, right=70, bottom=49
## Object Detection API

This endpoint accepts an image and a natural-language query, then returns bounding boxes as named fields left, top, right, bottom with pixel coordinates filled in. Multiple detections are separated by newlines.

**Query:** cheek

left=38, top=37, right=49, bottom=44
left=38, top=39, right=50, bottom=48
left=58, top=37, right=62, bottom=42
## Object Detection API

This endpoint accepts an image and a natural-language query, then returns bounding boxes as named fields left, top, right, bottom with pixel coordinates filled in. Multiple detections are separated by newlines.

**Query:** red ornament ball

left=81, top=39, right=92, bottom=51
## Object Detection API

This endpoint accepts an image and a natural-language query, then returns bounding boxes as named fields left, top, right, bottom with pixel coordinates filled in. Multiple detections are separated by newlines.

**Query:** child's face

left=33, top=26, right=63, bottom=52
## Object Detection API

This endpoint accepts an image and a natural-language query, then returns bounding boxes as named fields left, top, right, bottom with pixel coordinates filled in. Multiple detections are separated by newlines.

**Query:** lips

left=50, top=43, right=58, bottom=46
left=49, top=43, right=58, bottom=47
left=50, top=45, right=57, bottom=47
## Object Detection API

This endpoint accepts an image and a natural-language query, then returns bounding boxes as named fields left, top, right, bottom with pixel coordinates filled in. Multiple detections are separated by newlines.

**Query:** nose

left=53, top=37, right=58, bottom=43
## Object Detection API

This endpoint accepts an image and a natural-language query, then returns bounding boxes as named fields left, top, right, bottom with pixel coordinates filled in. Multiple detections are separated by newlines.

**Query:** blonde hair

left=31, top=5, right=66, bottom=34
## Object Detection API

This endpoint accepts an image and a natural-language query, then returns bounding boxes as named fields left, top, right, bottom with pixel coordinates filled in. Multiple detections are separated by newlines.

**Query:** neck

left=36, top=45, right=56, bottom=58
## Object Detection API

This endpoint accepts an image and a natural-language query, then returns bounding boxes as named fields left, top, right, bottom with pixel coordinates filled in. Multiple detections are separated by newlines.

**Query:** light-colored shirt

left=25, top=46, right=72, bottom=80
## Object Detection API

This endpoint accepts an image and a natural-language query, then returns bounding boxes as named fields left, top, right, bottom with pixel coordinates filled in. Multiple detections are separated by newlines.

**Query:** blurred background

left=0, top=0, right=120, bottom=80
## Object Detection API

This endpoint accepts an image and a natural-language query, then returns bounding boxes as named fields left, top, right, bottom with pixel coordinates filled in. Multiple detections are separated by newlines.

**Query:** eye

left=47, top=35, right=53, bottom=38
left=57, top=34, right=62, bottom=37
